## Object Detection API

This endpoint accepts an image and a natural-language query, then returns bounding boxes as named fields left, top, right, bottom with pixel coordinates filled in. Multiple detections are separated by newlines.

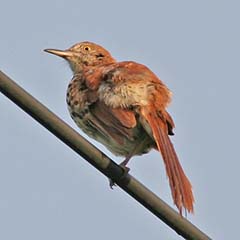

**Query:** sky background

left=0, top=1, right=239, bottom=239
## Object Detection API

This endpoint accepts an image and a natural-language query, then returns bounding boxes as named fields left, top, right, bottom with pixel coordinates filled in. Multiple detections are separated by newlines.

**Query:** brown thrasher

left=44, top=41, right=194, bottom=214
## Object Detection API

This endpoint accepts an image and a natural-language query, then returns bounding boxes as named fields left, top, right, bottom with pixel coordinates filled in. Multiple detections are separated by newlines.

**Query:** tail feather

left=141, top=107, right=194, bottom=214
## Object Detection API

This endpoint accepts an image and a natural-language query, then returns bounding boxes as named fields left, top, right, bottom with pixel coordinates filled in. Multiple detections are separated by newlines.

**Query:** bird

left=44, top=41, right=194, bottom=214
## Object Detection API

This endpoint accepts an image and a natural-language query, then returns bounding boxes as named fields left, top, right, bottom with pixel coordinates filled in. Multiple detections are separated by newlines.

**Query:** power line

left=0, top=70, right=211, bottom=240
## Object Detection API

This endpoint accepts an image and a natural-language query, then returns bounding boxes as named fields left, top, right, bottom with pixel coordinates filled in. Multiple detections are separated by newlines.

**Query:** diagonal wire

left=0, top=70, right=211, bottom=240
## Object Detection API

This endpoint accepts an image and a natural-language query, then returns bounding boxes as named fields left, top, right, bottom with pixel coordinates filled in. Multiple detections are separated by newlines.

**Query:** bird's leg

left=109, top=136, right=152, bottom=188
left=119, top=153, right=133, bottom=167
left=120, top=135, right=152, bottom=167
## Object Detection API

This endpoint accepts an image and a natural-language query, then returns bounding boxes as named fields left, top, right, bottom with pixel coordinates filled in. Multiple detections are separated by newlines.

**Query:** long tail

left=141, top=106, right=194, bottom=214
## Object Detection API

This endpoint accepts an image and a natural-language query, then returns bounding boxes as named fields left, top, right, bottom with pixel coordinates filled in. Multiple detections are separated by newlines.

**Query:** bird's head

left=44, top=41, right=115, bottom=73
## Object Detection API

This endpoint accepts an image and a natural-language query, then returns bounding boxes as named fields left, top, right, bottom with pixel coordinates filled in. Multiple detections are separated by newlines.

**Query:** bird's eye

left=84, top=46, right=90, bottom=51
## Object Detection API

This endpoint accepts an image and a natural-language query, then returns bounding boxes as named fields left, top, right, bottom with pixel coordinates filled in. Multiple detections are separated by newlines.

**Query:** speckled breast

left=66, top=73, right=153, bottom=157
left=66, top=73, right=94, bottom=135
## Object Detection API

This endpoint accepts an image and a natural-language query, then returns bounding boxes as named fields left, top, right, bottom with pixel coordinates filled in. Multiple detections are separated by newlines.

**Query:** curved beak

left=44, top=49, right=74, bottom=58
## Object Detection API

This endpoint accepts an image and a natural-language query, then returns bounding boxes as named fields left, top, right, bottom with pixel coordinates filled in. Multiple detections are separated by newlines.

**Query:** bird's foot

left=109, top=163, right=130, bottom=189
left=109, top=178, right=116, bottom=189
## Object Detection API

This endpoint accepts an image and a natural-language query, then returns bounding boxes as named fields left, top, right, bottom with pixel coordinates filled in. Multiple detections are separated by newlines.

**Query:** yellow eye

left=84, top=46, right=90, bottom=51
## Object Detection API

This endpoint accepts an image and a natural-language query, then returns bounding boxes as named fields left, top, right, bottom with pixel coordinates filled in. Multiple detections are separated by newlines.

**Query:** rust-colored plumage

left=44, top=41, right=194, bottom=214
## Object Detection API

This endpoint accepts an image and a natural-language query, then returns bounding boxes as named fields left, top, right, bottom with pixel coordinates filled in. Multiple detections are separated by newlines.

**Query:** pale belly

left=68, top=105, right=153, bottom=156
left=66, top=76, right=154, bottom=157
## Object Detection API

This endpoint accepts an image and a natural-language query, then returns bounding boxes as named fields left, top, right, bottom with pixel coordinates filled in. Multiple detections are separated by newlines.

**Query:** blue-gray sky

left=0, top=1, right=239, bottom=239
